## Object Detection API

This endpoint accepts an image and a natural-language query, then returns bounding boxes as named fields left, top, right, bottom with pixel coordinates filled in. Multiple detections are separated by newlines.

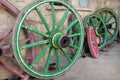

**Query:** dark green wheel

left=95, top=8, right=119, bottom=44
left=84, top=14, right=107, bottom=50
left=12, top=0, right=84, bottom=79
left=68, top=13, right=85, bottom=56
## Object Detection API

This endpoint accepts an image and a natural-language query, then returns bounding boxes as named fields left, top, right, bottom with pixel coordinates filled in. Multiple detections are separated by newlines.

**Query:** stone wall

left=0, top=0, right=119, bottom=35
left=0, top=0, right=34, bottom=36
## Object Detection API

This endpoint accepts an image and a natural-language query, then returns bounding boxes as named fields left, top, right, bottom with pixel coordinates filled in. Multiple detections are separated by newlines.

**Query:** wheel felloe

left=59, top=36, right=70, bottom=48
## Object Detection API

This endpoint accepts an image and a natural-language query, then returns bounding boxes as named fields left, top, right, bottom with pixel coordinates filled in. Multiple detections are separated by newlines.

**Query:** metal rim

left=87, top=26, right=99, bottom=58
left=84, top=14, right=107, bottom=50
left=12, top=0, right=84, bottom=79
left=95, top=8, right=119, bottom=44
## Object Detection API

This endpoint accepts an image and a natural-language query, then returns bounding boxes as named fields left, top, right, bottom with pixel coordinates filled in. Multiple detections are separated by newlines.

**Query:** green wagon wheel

left=95, top=8, right=119, bottom=44
left=84, top=14, right=107, bottom=50
left=12, top=0, right=84, bottom=79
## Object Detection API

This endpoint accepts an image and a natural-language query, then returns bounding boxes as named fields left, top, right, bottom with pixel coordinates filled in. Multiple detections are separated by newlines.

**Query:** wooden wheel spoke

left=45, top=48, right=54, bottom=72
left=56, top=49, right=61, bottom=71
left=30, top=44, right=52, bottom=68
left=105, top=10, right=108, bottom=22
left=107, top=30, right=113, bottom=37
left=106, top=15, right=114, bottom=23
left=68, top=33, right=81, bottom=38
left=35, top=7, right=51, bottom=32
left=63, top=20, right=78, bottom=33
left=58, top=9, right=69, bottom=29
left=21, top=25, right=49, bottom=38
left=51, top=2, right=56, bottom=28
left=69, top=44, right=79, bottom=50
left=20, top=40, right=50, bottom=50
left=60, top=48, right=72, bottom=62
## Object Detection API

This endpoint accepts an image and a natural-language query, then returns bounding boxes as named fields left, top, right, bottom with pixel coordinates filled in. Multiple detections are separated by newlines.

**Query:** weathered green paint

left=58, top=9, right=69, bottom=29
left=22, top=25, right=49, bottom=37
left=83, top=14, right=107, bottom=50
left=63, top=20, right=78, bottom=33
left=30, top=44, right=52, bottom=68
left=95, top=8, right=119, bottom=44
left=20, top=40, right=50, bottom=50
left=61, top=48, right=72, bottom=62
left=68, top=33, right=81, bottom=38
left=51, top=2, right=56, bottom=29
left=35, top=7, right=51, bottom=32
left=56, top=49, right=61, bottom=71
left=45, top=47, right=54, bottom=72
left=12, top=0, right=84, bottom=79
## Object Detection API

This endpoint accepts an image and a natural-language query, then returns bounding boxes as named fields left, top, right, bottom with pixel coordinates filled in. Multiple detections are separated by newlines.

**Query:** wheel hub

left=52, top=33, right=70, bottom=48
left=59, top=36, right=70, bottom=48
left=106, top=24, right=112, bottom=29
left=96, top=27, right=105, bottom=36
left=95, top=27, right=101, bottom=36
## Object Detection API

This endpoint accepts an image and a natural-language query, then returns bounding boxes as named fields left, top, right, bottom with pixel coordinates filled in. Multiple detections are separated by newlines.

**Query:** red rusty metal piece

left=0, top=29, right=12, bottom=42
left=0, top=44, right=11, bottom=50
left=0, top=38, right=32, bottom=59
left=0, top=61, right=29, bottom=79
left=0, top=0, right=36, bottom=62
left=0, top=0, right=19, bottom=42
left=0, top=0, right=19, bottom=17
left=87, top=26, right=99, bottom=58
left=2, top=53, right=14, bottom=58
left=0, top=0, right=36, bottom=79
